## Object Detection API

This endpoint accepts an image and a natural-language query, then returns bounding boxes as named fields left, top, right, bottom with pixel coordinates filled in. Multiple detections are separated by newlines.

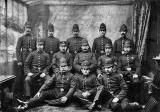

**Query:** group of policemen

left=15, top=22, right=157, bottom=112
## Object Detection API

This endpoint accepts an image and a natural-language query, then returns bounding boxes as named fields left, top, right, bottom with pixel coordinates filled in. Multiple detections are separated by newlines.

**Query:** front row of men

left=16, top=38, right=145, bottom=112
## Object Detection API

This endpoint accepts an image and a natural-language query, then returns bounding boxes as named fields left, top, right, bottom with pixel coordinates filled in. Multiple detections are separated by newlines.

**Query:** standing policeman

left=15, top=21, right=37, bottom=96
left=24, top=39, right=50, bottom=99
left=16, top=21, right=37, bottom=66
left=43, top=23, right=60, bottom=62
left=113, top=24, right=135, bottom=57
left=67, top=24, right=84, bottom=59
left=92, top=23, right=112, bottom=59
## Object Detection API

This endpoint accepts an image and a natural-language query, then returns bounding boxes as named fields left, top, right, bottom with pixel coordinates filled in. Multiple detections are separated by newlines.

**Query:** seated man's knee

left=121, top=98, right=129, bottom=110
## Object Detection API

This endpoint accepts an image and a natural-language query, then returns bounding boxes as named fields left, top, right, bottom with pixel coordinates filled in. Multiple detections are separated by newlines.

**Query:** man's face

left=72, top=31, right=79, bottom=37
left=60, top=65, right=69, bottom=73
left=37, top=44, right=44, bottom=51
left=105, top=47, right=112, bottom=55
left=120, top=31, right=127, bottom=37
left=81, top=45, right=89, bottom=52
left=123, top=46, right=131, bottom=54
left=81, top=68, right=90, bottom=76
left=59, top=46, right=67, bottom=52
left=48, top=31, right=54, bottom=37
left=99, top=30, right=106, bottom=37
left=25, top=27, right=31, bottom=34
left=104, top=66, right=113, bottom=74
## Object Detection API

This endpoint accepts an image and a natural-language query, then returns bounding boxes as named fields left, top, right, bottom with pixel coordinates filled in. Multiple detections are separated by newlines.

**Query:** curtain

left=132, top=1, right=151, bottom=62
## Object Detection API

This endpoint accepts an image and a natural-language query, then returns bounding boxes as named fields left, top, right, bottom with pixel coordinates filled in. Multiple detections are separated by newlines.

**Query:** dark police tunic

left=43, top=36, right=60, bottom=62
left=67, top=36, right=84, bottom=59
left=117, top=54, right=141, bottom=82
left=24, top=51, right=50, bottom=75
left=113, top=37, right=135, bottom=57
left=52, top=51, right=73, bottom=68
left=16, top=34, right=37, bottom=64
left=98, top=55, right=117, bottom=68
left=92, top=36, right=112, bottom=59
left=52, top=51, right=73, bottom=73
left=73, top=52, right=97, bottom=73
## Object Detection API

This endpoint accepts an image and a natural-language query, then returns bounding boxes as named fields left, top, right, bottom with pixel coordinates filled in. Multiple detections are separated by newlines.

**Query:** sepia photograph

left=0, top=0, right=159, bottom=112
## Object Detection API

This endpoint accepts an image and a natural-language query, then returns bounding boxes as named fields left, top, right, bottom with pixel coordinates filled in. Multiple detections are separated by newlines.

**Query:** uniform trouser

left=27, top=89, right=65, bottom=108
left=73, top=86, right=103, bottom=108
left=98, top=86, right=130, bottom=111
left=127, top=81, right=142, bottom=102
left=24, top=75, right=49, bottom=97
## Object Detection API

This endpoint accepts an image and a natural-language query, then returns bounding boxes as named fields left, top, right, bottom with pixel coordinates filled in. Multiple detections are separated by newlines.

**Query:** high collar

left=121, top=35, right=127, bottom=40
left=26, top=33, right=31, bottom=36
left=82, top=74, right=90, bottom=78
left=99, top=35, right=105, bottom=38
left=82, top=50, right=89, bottom=53
left=59, top=51, right=66, bottom=54
left=48, top=35, right=54, bottom=38
left=104, top=54, right=112, bottom=57
left=73, top=35, right=79, bottom=38
left=37, top=50, right=43, bottom=54
left=124, top=52, right=132, bottom=56
left=60, top=72, right=67, bottom=76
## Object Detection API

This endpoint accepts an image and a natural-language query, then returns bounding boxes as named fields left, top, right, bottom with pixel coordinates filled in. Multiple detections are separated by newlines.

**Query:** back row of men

left=16, top=22, right=135, bottom=65
left=15, top=22, right=145, bottom=111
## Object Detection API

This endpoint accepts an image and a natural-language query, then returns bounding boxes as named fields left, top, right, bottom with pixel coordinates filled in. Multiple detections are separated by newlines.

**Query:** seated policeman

left=17, top=58, right=76, bottom=110
left=73, top=60, right=102, bottom=111
left=97, top=58, right=143, bottom=111
left=24, top=39, right=50, bottom=99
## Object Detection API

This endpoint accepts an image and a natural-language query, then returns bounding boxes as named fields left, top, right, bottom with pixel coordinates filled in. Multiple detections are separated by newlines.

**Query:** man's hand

left=133, top=74, right=138, bottom=79
left=82, top=91, right=90, bottom=98
left=27, top=73, right=34, bottom=77
left=112, top=97, right=119, bottom=103
left=126, top=67, right=131, bottom=71
left=61, top=96, right=68, bottom=103
left=34, top=92, right=41, bottom=98
left=17, top=62, right=22, bottom=66
left=121, top=51, right=125, bottom=55
left=40, top=73, right=46, bottom=78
